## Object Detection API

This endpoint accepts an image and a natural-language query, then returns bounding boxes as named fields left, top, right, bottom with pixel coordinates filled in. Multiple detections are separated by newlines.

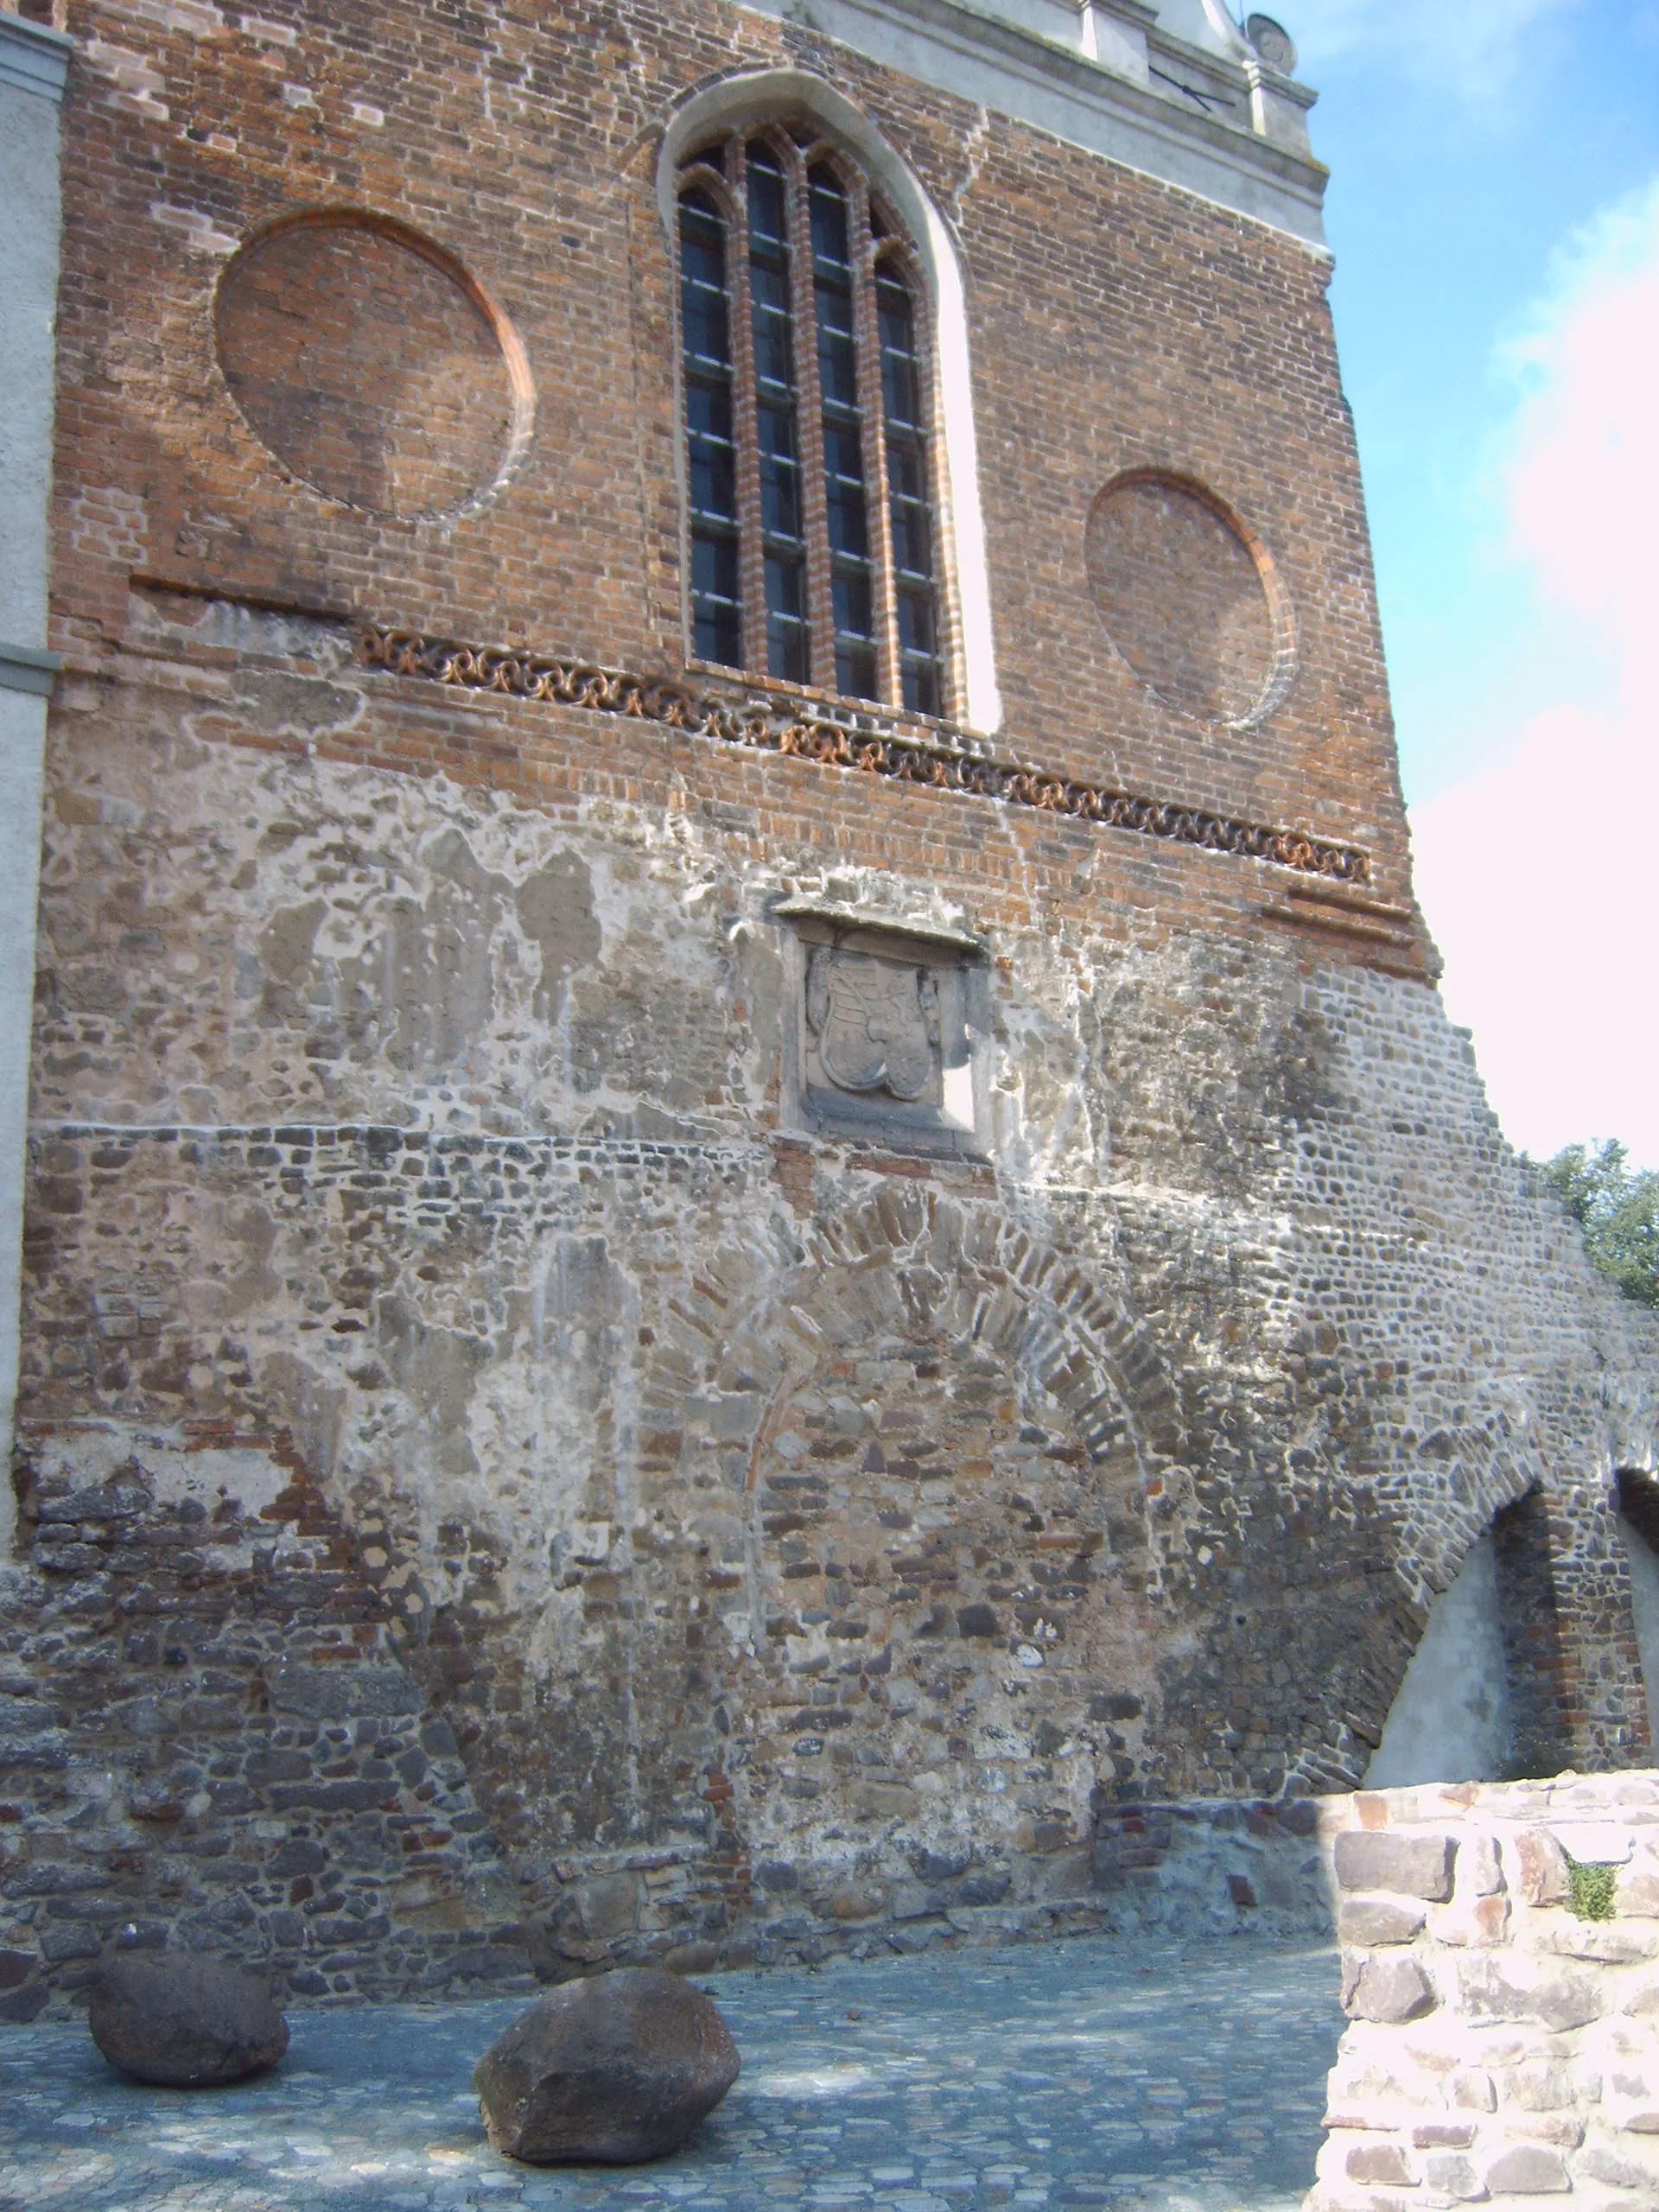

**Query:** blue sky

left=1280, top=0, right=1659, bottom=1166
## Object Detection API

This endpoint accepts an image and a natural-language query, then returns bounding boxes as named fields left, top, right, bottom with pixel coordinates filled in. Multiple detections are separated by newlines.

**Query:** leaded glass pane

left=678, top=143, right=948, bottom=715
left=680, top=188, right=742, bottom=669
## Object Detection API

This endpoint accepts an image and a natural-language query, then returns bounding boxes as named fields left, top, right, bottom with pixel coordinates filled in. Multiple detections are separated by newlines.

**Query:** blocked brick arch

left=644, top=1186, right=1188, bottom=1868
left=214, top=211, right=533, bottom=521
left=1085, top=468, right=1294, bottom=728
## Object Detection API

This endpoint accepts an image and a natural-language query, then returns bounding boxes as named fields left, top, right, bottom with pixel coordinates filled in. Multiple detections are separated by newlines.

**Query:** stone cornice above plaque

left=771, top=898, right=988, bottom=957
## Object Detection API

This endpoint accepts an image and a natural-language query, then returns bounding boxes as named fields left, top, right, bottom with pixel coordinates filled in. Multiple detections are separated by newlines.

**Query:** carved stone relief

left=778, top=901, right=987, bottom=1153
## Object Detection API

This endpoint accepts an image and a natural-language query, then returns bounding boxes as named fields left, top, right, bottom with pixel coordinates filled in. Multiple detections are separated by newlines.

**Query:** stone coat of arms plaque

left=779, top=903, right=987, bottom=1154
left=804, top=944, right=942, bottom=1103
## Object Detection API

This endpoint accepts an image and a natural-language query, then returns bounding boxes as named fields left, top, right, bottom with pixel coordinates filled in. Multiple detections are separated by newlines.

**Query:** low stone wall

left=569, top=1791, right=1332, bottom=1977
left=1308, top=1773, right=1659, bottom=2210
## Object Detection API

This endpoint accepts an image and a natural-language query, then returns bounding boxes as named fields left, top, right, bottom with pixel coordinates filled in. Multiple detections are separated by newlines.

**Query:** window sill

left=683, top=658, right=995, bottom=760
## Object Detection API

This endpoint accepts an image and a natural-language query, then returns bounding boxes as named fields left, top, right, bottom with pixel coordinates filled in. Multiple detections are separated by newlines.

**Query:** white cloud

left=1286, top=0, right=1576, bottom=92
left=1501, top=184, right=1659, bottom=648
left=1408, top=177, right=1659, bottom=1168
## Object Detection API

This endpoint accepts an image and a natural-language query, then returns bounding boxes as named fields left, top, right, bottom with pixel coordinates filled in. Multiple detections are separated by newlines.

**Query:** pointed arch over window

left=661, top=73, right=1001, bottom=733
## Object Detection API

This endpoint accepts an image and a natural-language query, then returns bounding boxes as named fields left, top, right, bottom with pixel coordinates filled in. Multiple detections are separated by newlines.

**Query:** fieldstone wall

left=4, top=636, right=1657, bottom=2005
left=1309, top=1774, right=1659, bottom=2210
left=0, top=1427, right=537, bottom=2023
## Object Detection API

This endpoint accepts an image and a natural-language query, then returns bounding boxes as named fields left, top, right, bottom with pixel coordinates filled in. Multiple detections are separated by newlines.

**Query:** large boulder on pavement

left=474, top=1966, right=740, bottom=2164
left=89, top=1954, right=289, bottom=2087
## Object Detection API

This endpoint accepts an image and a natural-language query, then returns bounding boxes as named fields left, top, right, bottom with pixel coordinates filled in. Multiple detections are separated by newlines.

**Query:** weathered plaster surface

left=0, top=690, right=48, bottom=1525
left=0, top=21, right=66, bottom=647
left=1619, top=1515, right=1659, bottom=1730
left=1365, top=1536, right=1511, bottom=1790
left=6, top=629, right=1657, bottom=2007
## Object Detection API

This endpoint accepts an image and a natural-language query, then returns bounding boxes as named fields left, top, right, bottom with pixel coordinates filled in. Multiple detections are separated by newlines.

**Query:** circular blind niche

left=215, top=215, right=520, bottom=521
left=1085, top=473, right=1286, bottom=728
left=1246, top=14, right=1298, bottom=73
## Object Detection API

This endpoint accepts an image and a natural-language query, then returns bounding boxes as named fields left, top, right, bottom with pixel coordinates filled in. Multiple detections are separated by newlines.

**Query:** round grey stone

left=89, top=1953, right=289, bottom=2088
left=474, top=1966, right=741, bottom=2165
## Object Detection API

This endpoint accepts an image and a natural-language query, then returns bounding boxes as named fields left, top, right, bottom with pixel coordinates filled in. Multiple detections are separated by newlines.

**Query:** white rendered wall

left=1365, top=1534, right=1514, bottom=1789
left=1617, top=1513, right=1659, bottom=1733
left=0, top=17, right=70, bottom=1529
left=728, top=0, right=1328, bottom=245
left=0, top=691, right=48, bottom=1512
left=1152, top=0, right=1246, bottom=58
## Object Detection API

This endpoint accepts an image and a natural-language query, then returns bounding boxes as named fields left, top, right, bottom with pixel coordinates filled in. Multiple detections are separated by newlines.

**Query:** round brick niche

left=215, top=213, right=529, bottom=521
left=1085, top=471, right=1292, bottom=728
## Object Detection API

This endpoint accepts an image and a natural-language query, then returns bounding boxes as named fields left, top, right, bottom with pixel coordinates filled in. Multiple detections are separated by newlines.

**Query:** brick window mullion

left=784, top=142, right=836, bottom=690
left=849, top=175, right=901, bottom=711
left=723, top=136, right=768, bottom=678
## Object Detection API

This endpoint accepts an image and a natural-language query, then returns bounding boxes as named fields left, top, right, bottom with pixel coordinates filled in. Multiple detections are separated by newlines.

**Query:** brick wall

left=1085, top=472, right=1287, bottom=729
left=48, top=0, right=1406, bottom=880
left=0, top=1429, right=536, bottom=2024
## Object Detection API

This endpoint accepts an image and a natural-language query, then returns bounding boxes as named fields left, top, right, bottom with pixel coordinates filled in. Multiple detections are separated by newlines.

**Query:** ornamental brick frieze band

left=358, top=625, right=1372, bottom=884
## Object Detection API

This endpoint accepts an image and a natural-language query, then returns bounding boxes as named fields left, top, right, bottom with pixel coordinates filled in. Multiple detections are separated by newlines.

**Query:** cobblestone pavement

left=0, top=1937, right=1341, bottom=2211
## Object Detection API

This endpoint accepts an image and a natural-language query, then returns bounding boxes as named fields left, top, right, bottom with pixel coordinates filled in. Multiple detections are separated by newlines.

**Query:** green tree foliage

left=1537, top=1141, right=1659, bottom=1310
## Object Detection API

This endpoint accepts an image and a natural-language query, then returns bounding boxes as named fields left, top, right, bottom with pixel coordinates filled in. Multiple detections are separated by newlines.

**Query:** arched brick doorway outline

left=635, top=1184, right=1190, bottom=1857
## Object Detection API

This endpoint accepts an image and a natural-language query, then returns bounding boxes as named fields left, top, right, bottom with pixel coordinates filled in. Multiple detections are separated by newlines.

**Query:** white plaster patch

left=81, top=39, right=169, bottom=118
left=27, top=1427, right=142, bottom=1492
left=123, top=0, right=226, bottom=35
left=149, top=203, right=239, bottom=254
left=147, top=1445, right=291, bottom=1520
left=25, top=1428, right=291, bottom=1550
left=721, top=1607, right=757, bottom=1654
left=786, top=1622, right=832, bottom=1675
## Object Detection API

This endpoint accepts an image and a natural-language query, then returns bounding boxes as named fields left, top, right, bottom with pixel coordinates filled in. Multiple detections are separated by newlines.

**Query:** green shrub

left=1565, top=1856, right=1618, bottom=1923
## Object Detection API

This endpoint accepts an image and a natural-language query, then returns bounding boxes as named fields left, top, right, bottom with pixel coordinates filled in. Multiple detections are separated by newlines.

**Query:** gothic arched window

left=677, top=126, right=948, bottom=718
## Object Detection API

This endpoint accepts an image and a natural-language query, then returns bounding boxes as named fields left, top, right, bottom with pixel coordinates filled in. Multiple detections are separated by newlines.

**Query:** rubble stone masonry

left=2, top=0, right=1656, bottom=2012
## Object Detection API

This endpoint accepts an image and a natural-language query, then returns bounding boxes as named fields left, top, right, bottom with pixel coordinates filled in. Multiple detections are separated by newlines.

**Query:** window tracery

left=677, top=125, right=948, bottom=718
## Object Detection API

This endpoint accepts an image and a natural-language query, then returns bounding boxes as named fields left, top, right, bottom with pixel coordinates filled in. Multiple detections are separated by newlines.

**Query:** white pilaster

left=0, top=12, right=70, bottom=1523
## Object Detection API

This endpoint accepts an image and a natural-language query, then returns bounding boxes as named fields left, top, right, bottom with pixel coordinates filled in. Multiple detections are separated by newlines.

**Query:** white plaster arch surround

left=657, top=69, right=1004, bottom=735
